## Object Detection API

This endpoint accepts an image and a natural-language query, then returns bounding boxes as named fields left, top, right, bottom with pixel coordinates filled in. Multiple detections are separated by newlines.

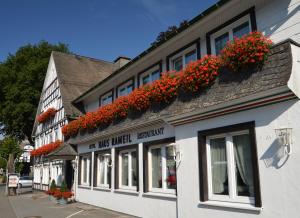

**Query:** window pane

left=131, top=151, right=137, bottom=186
left=185, top=50, right=197, bottom=65
left=215, top=33, right=229, bottom=55
left=102, top=94, right=112, bottom=106
left=172, top=57, right=183, bottom=71
left=142, top=75, right=150, bottom=85
left=151, top=148, right=162, bottom=188
left=151, top=70, right=160, bottom=82
left=119, top=87, right=126, bottom=96
left=166, top=147, right=176, bottom=189
left=233, top=22, right=250, bottom=39
left=210, top=138, right=228, bottom=195
left=127, top=85, right=133, bottom=94
left=105, top=155, right=111, bottom=186
left=99, top=156, right=105, bottom=184
left=122, top=153, right=129, bottom=186
left=233, top=134, right=254, bottom=197
left=83, top=158, right=87, bottom=183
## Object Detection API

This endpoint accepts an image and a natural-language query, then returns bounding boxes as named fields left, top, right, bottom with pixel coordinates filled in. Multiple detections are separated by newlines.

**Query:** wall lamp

left=168, top=143, right=182, bottom=163
left=275, top=128, right=293, bottom=156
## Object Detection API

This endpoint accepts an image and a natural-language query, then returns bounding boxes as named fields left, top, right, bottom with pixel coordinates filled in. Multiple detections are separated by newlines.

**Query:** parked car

left=18, top=176, right=33, bottom=188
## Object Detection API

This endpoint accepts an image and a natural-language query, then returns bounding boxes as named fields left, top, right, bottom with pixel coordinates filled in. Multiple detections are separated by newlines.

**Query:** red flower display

left=37, top=108, right=57, bottom=123
left=30, top=140, right=62, bottom=157
left=220, top=31, right=272, bottom=71
left=49, top=189, right=73, bottom=199
left=61, top=32, right=272, bottom=138
left=150, top=71, right=181, bottom=104
left=180, top=55, right=220, bottom=92
left=127, top=86, right=152, bottom=112
left=111, top=96, right=130, bottom=119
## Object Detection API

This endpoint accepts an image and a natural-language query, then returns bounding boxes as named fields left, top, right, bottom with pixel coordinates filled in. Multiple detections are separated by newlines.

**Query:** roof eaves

left=72, top=0, right=231, bottom=104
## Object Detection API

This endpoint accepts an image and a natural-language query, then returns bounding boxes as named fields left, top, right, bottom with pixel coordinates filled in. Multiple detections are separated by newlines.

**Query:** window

left=198, top=122, right=261, bottom=207
left=141, top=70, right=160, bottom=86
left=100, top=91, right=113, bottom=106
left=214, top=33, right=229, bottom=55
left=118, top=149, right=138, bottom=190
left=148, top=144, right=176, bottom=194
left=209, top=14, right=252, bottom=55
left=233, top=22, right=250, bottom=38
left=96, top=152, right=111, bottom=188
left=167, top=39, right=199, bottom=71
left=172, top=56, right=183, bottom=71
left=80, top=155, right=91, bottom=186
left=170, top=49, right=197, bottom=71
left=117, top=79, right=134, bottom=97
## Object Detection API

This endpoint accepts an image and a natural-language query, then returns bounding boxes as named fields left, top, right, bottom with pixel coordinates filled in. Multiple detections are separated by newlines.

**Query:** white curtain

left=151, top=148, right=162, bottom=188
left=233, top=134, right=254, bottom=196
left=210, top=138, right=228, bottom=194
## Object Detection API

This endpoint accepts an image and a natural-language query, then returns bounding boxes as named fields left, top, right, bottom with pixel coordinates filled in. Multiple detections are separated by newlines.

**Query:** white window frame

left=118, top=148, right=137, bottom=190
left=139, top=66, right=161, bottom=86
left=117, top=80, right=134, bottom=97
left=210, top=15, right=251, bottom=55
left=206, top=130, right=254, bottom=205
left=148, top=144, right=176, bottom=195
left=97, top=152, right=111, bottom=188
left=100, top=91, right=113, bottom=106
left=169, top=45, right=197, bottom=71
left=81, top=156, right=90, bottom=186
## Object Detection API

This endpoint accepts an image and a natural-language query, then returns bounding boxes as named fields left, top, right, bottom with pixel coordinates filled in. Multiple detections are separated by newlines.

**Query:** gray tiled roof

left=52, top=51, right=114, bottom=116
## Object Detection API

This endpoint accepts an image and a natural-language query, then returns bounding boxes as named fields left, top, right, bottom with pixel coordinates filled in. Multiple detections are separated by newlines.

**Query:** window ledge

left=114, top=189, right=139, bottom=196
left=143, top=192, right=177, bottom=200
left=78, top=185, right=91, bottom=190
left=93, top=187, right=111, bottom=192
left=198, top=201, right=262, bottom=212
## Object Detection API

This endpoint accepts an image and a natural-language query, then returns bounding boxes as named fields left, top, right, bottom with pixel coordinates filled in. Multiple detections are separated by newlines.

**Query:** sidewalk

left=5, top=187, right=135, bottom=218
left=0, top=184, right=16, bottom=218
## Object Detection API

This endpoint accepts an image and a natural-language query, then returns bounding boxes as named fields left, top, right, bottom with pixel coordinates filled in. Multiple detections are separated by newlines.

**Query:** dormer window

left=207, top=7, right=256, bottom=55
left=117, top=78, right=134, bottom=98
left=138, top=61, right=162, bottom=87
left=99, top=90, right=114, bottom=106
left=167, top=39, right=200, bottom=71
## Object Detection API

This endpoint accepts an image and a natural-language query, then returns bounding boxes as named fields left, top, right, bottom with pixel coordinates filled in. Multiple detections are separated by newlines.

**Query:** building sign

left=80, top=125, right=174, bottom=153
left=8, top=173, right=19, bottom=188
left=137, top=127, right=164, bottom=140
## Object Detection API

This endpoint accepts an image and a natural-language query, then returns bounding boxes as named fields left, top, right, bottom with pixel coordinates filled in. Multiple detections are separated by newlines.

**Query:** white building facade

left=42, top=0, right=300, bottom=217
left=32, top=52, right=114, bottom=190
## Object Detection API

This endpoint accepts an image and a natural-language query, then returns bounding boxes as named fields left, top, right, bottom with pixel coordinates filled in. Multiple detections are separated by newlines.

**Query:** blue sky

left=0, top=0, right=217, bottom=62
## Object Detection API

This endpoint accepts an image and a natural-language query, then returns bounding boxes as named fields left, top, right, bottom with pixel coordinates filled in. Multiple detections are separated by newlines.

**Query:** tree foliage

left=0, top=41, right=69, bottom=142
left=0, top=137, right=22, bottom=161
left=151, top=20, right=189, bottom=46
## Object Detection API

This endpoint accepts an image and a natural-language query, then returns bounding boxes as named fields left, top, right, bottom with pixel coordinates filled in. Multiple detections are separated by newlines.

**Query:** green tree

left=0, top=137, right=22, bottom=161
left=0, top=136, right=22, bottom=173
left=0, top=41, right=69, bottom=142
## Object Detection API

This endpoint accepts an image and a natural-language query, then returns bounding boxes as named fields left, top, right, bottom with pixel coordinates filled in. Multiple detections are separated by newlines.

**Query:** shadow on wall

left=260, top=138, right=290, bottom=169
left=260, top=0, right=300, bottom=39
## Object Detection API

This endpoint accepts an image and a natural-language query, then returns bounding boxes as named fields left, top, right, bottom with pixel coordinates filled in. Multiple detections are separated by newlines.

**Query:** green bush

left=50, top=179, right=56, bottom=191
left=60, top=180, right=67, bottom=192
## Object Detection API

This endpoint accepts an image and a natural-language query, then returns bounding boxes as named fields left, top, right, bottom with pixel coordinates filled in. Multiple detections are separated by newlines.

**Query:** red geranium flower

left=37, top=108, right=57, bottom=123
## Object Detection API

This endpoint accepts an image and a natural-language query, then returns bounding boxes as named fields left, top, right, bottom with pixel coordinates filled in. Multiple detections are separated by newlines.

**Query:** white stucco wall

left=257, top=0, right=300, bottom=43
left=175, top=99, right=300, bottom=218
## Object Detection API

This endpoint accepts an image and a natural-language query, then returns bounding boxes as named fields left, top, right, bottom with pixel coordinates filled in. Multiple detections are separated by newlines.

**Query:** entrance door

left=65, top=160, right=74, bottom=190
